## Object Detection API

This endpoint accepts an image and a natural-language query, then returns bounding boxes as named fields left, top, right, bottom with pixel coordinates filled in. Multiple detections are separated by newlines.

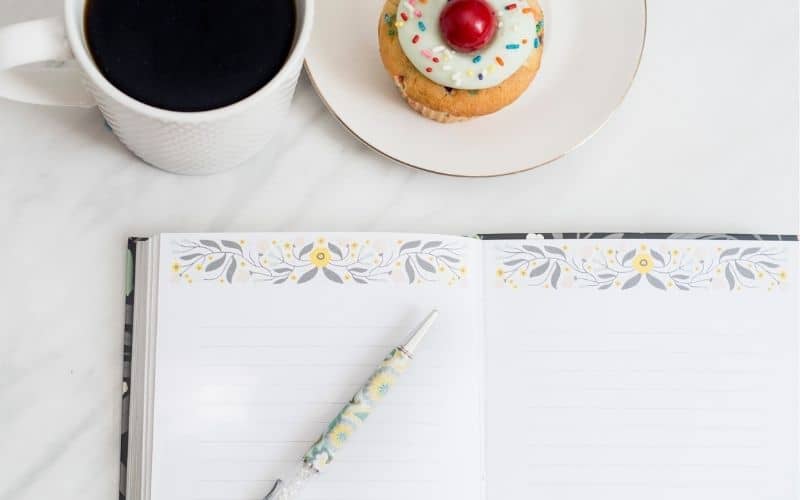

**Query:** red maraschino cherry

left=439, top=0, right=497, bottom=53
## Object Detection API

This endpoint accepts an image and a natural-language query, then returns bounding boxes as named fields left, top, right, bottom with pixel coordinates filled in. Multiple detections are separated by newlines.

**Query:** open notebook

left=121, top=232, right=799, bottom=500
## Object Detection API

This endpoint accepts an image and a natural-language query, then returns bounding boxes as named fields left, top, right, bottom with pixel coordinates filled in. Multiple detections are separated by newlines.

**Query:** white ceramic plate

left=305, top=0, right=647, bottom=177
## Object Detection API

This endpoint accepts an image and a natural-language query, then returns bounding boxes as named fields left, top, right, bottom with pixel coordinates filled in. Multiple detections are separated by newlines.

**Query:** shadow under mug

left=0, top=0, right=314, bottom=175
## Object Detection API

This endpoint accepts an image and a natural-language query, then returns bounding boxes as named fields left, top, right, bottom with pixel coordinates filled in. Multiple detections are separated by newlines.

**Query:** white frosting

left=395, top=0, right=541, bottom=90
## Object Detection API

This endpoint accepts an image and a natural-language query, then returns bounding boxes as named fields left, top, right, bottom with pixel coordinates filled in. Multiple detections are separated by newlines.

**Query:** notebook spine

left=478, top=232, right=798, bottom=241
left=120, top=237, right=148, bottom=500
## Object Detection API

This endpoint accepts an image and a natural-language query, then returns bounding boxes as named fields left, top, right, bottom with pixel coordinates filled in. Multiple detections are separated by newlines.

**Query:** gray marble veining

left=0, top=0, right=798, bottom=499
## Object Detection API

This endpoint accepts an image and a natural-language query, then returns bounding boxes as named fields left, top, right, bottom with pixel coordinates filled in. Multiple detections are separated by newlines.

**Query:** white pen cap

left=399, top=309, right=438, bottom=358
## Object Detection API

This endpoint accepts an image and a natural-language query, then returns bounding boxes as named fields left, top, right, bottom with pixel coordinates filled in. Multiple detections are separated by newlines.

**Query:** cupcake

left=378, top=0, right=544, bottom=123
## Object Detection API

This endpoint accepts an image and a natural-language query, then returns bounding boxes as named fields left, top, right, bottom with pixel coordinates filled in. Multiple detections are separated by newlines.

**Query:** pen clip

left=262, top=479, right=282, bottom=500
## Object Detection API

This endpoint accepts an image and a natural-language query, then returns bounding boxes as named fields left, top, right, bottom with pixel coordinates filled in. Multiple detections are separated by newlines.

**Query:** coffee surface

left=85, top=0, right=296, bottom=112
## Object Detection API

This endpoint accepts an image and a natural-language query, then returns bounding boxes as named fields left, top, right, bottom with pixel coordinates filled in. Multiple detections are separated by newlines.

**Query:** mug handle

left=0, top=17, right=94, bottom=107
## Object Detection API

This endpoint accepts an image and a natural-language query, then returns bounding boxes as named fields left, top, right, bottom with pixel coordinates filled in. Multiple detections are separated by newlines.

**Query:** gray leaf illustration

left=323, top=268, right=343, bottom=284
left=200, top=240, right=220, bottom=250
left=550, top=264, right=561, bottom=289
left=671, top=274, right=690, bottom=280
left=740, top=248, right=760, bottom=257
left=205, top=256, right=226, bottom=272
left=735, top=262, right=755, bottom=280
left=676, top=283, right=690, bottom=291
left=598, top=282, right=613, bottom=290
left=349, top=267, right=368, bottom=273
left=400, top=241, right=421, bottom=253
left=438, top=255, right=459, bottom=263
left=622, top=249, right=636, bottom=265
left=544, top=246, right=566, bottom=258
left=328, top=242, right=343, bottom=259
left=720, top=248, right=740, bottom=259
left=421, top=241, right=442, bottom=251
left=529, top=263, right=549, bottom=277
left=273, top=267, right=292, bottom=274
left=221, top=240, right=243, bottom=253
left=299, top=243, right=314, bottom=258
left=405, top=257, right=416, bottom=284
left=297, top=267, right=318, bottom=284
left=622, top=274, right=642, bottom=290
left=180, top=253, right=204, bottom=261
left=352, top=276, right=367, bottom=284
left=650, top=249, right=665, bottom=265
left=504, top=259, right=525, bottom=266
left=598, top=273, right=615, bottom=279
left=725, top=264, right=736, bottom=290
left=416, top=256, right=436, bottom=273
left=274, top=277, right=288, bottom=285
left=225, top=259, right=236, bottom=283
left=522, top=245, right=545, bottom=257
left=646, top=274, right=667, bottom=290
left=759, top=261, right=779, bottom=269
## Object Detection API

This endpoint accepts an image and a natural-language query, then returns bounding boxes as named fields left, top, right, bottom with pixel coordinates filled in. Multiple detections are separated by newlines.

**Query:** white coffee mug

left=0, top=0, right=313, bottom=175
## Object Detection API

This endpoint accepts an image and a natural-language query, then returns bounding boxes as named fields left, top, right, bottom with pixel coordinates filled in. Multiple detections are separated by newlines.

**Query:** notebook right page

left=483, top=236, right=798, bottom=500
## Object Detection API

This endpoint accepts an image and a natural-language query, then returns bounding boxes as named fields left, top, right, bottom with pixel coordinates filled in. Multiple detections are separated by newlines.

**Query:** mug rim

left=64, top=0, right=314, bottom=122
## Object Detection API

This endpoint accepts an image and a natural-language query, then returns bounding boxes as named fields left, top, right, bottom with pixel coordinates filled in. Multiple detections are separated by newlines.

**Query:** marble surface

left=0, top=0, right=798, bottom=499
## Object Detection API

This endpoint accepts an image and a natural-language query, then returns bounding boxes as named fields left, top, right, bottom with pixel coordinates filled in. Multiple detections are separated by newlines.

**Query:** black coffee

left=84, top=0, right=296, bottom=112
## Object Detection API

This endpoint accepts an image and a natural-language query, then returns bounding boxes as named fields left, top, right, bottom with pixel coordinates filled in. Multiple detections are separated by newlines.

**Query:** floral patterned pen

left=263, top=310, right=439, bottom=500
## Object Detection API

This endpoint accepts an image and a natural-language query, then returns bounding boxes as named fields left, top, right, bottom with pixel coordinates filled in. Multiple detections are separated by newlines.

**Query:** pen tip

left=401, top=310, right=438, bottom=357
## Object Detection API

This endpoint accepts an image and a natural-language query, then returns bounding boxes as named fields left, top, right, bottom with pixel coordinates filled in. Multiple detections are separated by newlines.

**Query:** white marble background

left=0, top=0, right=797, bottom=499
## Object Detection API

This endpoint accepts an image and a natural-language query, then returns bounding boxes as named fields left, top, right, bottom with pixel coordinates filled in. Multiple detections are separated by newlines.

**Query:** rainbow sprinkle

left=398, top=0, right=539, bottom=88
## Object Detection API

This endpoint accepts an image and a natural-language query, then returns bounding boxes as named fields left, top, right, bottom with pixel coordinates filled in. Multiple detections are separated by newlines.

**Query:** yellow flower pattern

left=631, top=253, right=655, bottom=274
left=366, top=371, right=396, bottom=401
left=498, top=240, right=788, bottom=292
left=310, top=247, right=332, bottom=268
left=303, top=348, right=411, bottom=472
left=174, top=237, right=466, bottom=286
left=328, top=421, right=354, bottom=450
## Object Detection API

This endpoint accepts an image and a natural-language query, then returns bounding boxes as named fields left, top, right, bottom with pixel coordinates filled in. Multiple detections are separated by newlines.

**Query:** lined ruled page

left=484, top=239, right=798, bottom=500
left=149, top=234, right=483, bottom=500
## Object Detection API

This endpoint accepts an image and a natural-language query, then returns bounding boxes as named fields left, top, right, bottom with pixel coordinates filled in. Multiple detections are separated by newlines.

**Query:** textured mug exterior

left=63, top=0, right=313, bottom=176
left=83, top=60, right=302, bottom=175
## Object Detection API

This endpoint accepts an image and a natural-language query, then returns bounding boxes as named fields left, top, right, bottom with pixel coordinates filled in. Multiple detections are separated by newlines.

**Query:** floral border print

left=496, top=242, right=789, bottom=292
left=171, top=237, right=467, bottom=286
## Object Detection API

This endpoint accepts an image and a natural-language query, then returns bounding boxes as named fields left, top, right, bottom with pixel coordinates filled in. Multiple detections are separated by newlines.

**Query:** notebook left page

left=149, top=233, right=484, bottom=500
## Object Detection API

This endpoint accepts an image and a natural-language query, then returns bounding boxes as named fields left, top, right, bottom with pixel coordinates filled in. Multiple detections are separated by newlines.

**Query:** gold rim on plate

left=304, top=0, right=648, bottom=178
